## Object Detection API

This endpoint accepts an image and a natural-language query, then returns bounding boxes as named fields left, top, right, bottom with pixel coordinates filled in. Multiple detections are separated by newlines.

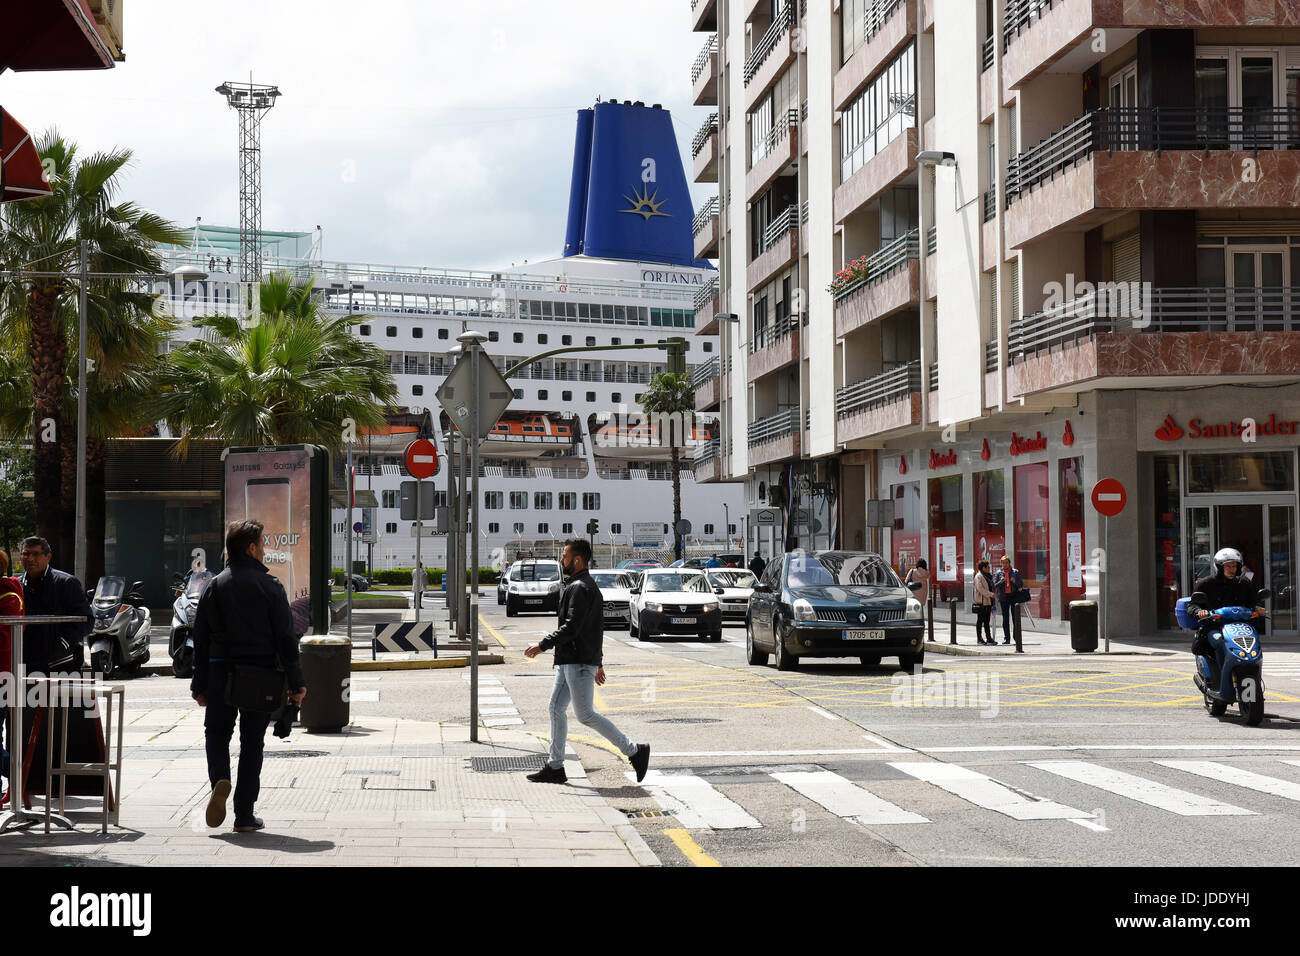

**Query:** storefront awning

left=0, top=0, right=115, bottom=74
left=1, top=107, right=53, bottom=204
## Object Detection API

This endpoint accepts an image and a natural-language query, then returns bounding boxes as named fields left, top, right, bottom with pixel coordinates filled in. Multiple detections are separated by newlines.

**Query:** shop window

left=1059, top=457, right=1086, bottom=620
left=927, top=475, right=963, bottom=603
left=1186, top=452, right=1294, bottom=493
left=890, top=481, right=922, bottom=577
left=973, top=469, right=1006, bottom=572
left=1013, top=461, right=1051, bottom=619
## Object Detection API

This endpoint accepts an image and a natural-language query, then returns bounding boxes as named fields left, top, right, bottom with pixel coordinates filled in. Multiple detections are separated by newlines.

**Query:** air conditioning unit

left=86, top=0, right=125, bottom=61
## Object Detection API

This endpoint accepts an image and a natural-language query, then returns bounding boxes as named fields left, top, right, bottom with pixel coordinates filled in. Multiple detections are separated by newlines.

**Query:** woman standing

left=905, top=558, right=930, bottom=607
left=973, top=559, right=995, bottom=645
left=994, top=555, right=1026, bottom=650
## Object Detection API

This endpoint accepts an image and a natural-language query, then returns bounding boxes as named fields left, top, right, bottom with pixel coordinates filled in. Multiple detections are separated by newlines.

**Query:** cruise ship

left=157, top=99, right=745, bottom=569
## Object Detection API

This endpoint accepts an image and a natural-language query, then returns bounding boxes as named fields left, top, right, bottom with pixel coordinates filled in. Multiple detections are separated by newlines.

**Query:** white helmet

left=1213, top=548, right=1244, bottom=572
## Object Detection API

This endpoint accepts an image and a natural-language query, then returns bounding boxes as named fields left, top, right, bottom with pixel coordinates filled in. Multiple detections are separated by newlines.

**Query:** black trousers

left=974, top=605, right=993, bottom=643
left=203, top=660, right=273, bottom=819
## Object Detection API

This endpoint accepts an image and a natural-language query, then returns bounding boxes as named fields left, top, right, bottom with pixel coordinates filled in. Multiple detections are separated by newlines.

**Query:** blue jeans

left=547, top=664, right=636, bottom=769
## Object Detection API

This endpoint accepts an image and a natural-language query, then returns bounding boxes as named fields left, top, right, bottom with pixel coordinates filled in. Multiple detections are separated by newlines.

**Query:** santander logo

left=899, top=454, right=908, bottom=475
left=1062, top=420, right=1075, bottom=446
left=1009, top=431, right=1047, bottom=456
left=1154, top=415, right=1184, bottom=441
left=928, top=448, right=958, bottom=470
left=980, top=438, right=991, bottom=461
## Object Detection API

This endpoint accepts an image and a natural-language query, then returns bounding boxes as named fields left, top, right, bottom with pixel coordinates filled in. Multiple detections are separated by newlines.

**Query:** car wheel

left=709, top=631, right=723, bottom=643
left=859, top=655, right=881, bottom=668
left=773, top=621, right=798, bottom=671
left=497, top=590, right=505, bottom=606
left=629, top=615, right=639, bottom=638
left=898, top=651, right=924, bottom=670
left=505, top=599, right=517, bottom=618
left=746, top=617, right=769, bottom=666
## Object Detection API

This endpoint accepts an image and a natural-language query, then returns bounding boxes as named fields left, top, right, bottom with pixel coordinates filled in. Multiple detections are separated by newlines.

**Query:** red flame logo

left=980, top=438, right=991, bottom=461
left=899, top=454, right=907, bottom=475
left=1062, top=420, right=1075, bottom=447
left=1154, top=414, right=1184, bottom=442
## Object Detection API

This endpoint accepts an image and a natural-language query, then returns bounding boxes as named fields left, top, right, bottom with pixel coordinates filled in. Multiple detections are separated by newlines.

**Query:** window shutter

left=1112, top=233, right=1141, bottom=286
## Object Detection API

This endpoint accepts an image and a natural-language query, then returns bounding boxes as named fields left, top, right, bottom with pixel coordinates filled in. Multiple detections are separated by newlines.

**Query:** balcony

left=833, top=0, right=913, bottom=111
left=692, top=34, right=718, bottom=106
left=747, top=205, right=800, bottom=291
left=1000, top=0, right=1295, bottom=92
left=985, top=339, right=1001, bottom=408
left=692, top=113, right=720, bottom=183
left=748, top=408, right=801, bottom=468
left=748, top=313, right=800, bottom=381
left=833, top=230, right=921, bottom=338
left=693, top=277, right=721, bottom=334
left=1006, top=286, right=1300, bottom=399
left=691, top=0, right=718, bottom=32
left=744, top=3, right=795, bottom=109
left=835, top=127, right=917, bottom=224
left=1004, top=108, right=1300, bottom=249
left=693, top=196, right=719, bottom=260
left=747, top=109, right=799, bottom=202
left=692, top=356, right=721, bottom=411
left=694, top=437, right=723, bottom=483
left=836, top=361, right=923, bottom=444
left=926, top=362, right=939, bottom=423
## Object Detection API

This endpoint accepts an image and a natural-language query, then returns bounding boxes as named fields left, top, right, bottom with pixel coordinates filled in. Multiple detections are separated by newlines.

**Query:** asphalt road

left=127, top=599, right=1300, bottom=867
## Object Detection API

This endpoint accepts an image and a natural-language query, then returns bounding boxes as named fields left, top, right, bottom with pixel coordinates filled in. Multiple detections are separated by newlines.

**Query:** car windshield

left=515, top=563, right=560, bottom=582
left=591, top=573, right=631, bottom=589
left=786, top=553, right=902, bottom=589
left=708, top=570, right=755, bottom=588
left=185, top=570, right=214, bottom=598
left=645, top=573, right=708, bottom=593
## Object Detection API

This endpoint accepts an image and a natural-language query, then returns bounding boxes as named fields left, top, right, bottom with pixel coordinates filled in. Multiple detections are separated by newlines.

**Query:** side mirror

left=1257, top=588, right=1272, bottom=601
left=714, top=587, right=725, bottom=595
left=752, top=583, right=769, bottom=593
left=630, top=588, right=641, bottom=595
left=907, top=581, right=923, bottom=592
left=86, top=589, right=94, bottom=600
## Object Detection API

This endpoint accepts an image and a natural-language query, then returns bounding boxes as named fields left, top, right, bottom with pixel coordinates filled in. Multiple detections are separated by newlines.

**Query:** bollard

left=927, top=596, right=934, bottom=644
left=949, top=598, right=958, bottom=644
left=1012, top=603, right=1023, bottom=653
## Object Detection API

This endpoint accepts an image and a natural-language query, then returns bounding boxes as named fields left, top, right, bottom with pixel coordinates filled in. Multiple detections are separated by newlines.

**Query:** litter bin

left=1069, top=600, right=1098, bottom=652
left=298, top=636, right=352, bottom=732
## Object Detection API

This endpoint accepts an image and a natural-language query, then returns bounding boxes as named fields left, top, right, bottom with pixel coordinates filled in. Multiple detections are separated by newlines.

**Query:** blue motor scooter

left=1177, top=588, right=1269, bottom=727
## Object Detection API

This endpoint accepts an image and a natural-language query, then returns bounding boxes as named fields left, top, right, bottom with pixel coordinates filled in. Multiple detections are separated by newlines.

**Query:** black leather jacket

left=191, top=554, right=305, bottom=694
left=538, top=569, right=604, bottom=666
left=1190, top=573, right=1260, bottom=620
left=18, top=566, right=92, bottom=672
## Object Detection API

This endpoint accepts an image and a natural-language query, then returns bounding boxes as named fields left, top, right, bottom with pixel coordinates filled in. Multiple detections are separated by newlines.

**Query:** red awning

left=0, top=0, right=114, bottom=74
left=1, top=108, right=53, bottom=204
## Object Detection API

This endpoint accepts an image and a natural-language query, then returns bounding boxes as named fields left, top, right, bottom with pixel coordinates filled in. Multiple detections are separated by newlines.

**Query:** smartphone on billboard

left=245, top=476, right=293, bottom=599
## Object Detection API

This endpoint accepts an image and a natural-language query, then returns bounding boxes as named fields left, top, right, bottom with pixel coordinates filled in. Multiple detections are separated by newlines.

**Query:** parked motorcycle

left=87, top=576, right=151, bottom=678
left=169, top=568, right=213, bottom=679
left=1177, top=588, right=1270, bottom=726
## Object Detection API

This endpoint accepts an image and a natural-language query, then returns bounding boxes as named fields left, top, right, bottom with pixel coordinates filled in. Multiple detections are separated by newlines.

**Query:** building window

left=841, top=42, right=916, bottom=182
left=513, top=389, right=523, bottom=399
left=386, top=326, right=397, bottom=337
left=582, top=492, right=600, bottom=510
left=928, top=475, right=964, bottom=603
left=535, top=492, right=553, bottom=510
left=586, top=336, right=596, bottom=346
left=612, top=392, right=621, bottom=403
left=662, top=524, right=669, bottom=534
left=513, top=522, right=525, bottom=535
left=359, top=325, right=371, bottom=336
left=704, top=524, right=714, bottom=535
left=704, top=341, right=713, bottom=352
left=510, top=491, right=528, bottom=510
left=412, top=385, right=423, bottom=396
left=413, top=327, right=423, bottom=338
left=381, top=490, right=397, bottom=509
left=559, top=493, right=577, bottom=510
left=1014, top=461, right=1051, bottom=620
left=538, top=523, right=549, bottom=534
left=729, top=523, right=736, bottom=534
left=385, top=522, right=397, bottom=534
left=562, top=391, right=572, bottom=401
left=488, top=330, right=499, bottom=342
left=586, top=392, right=596, bottom=403
left=562, top=334, right=572, bottom=345
left=538, top=333, right=549, bottom=344
left=484, top=491, right=503, bottom=510
left=1059, top=457, right=1086, bottom=621
left=488, top=522, right=500, bottom=534
left=612, top=337, right=621, bottom=345
left=538, top=389, right=548, bottom=400
left=562, top=523, right=573, bottom=534
left=635, top=393, right=643, bottom=403
left=611, top=523, right=623, bottom=534
left=438, top=328, right=448, bottom=339
left=514, top=332, right=523, bottom=343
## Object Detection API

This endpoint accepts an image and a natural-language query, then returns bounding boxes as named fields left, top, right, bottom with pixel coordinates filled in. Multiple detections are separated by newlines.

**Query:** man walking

left=748, top=550, right=767, bottom=579
left=191, top=520, right=306, bottom=832
left=524, top=538, right=649, bottom=784
left=413, top=562, right=427, bottom=609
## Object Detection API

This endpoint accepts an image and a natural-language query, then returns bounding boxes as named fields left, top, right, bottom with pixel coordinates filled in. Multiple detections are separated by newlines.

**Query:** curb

left=351, top=654, right=505, bottom=671
left=923, top=642, right=1169, bottom=658
left=562, top=745, right=662, bottom=867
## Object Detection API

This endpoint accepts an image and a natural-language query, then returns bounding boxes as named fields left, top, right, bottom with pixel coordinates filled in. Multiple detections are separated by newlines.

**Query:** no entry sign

left=404, top=439, right=439, bottom=479
left=1091, top=478, right=1127, bottom=517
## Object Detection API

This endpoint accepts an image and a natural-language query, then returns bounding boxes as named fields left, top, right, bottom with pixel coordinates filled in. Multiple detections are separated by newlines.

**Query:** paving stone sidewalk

left=0, top=708, right=659, bottom=867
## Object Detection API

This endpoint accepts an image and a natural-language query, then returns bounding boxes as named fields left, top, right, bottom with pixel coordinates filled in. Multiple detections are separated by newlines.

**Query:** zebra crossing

left=465, top=673, right=523, bottom=727
left=625, top=757, right=1300, bottom=832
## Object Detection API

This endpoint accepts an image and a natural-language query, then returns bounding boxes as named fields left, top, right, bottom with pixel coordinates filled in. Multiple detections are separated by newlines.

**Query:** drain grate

left=361, top=778, right=436, bottom=792
left=342, top=769, right=399, bottom=776
left=470, top=755, right=545, bottom=773
left=648, top=717, right=722, bottom=725
left=626, top=809, right=672, bottom=819
left=263, top=750, right=329, bottom=759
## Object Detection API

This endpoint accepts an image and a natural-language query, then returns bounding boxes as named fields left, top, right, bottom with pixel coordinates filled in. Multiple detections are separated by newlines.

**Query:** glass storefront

left=891, top=481, right=922, bottom=577
left=106, top=497, right=224, bottom=608
left=973, top=469, right=1006, bottom=570
left=1059, top=457, right=1085, bottom=619
left=1014, top=462, right=1052, bottom=619
left=928, top=475, right=963, bottom=602
left=1153, top=455, right=1182, bottom=630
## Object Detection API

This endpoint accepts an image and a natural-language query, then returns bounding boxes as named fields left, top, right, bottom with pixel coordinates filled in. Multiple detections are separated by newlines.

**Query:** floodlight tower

left=215, top=79, right=282, bottom=284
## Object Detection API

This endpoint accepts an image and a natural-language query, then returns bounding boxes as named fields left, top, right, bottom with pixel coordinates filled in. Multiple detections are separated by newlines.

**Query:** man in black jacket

left=1188, top=547, right=1264, bottom=695
left=523, top=538, right=649, bottom=784
left=17, top=537, right=91, bottom=673
left=748, top=550, right=767, bottom=579
left=191, top=520, right=307, bottom=831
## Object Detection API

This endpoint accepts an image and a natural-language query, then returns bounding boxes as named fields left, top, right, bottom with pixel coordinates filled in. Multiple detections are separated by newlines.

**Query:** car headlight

left=548, top=582, right=561, bottom=592
left=792, top=599, right=815, bottom=622
left=702, top=602, right=719, bottom=613
left=906, top=598, right=923, bottom=620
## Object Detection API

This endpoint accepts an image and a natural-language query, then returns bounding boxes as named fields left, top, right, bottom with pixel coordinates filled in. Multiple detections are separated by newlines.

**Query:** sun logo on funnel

left=1155, top=414, right=1184, bottom=441
left=620, top=183, right=671, bottom=220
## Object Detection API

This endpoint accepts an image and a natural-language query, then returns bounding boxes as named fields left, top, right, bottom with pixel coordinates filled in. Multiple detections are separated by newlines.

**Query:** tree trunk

left=59, top=414, right=78, bottom=573
left=87, top=436, right=108, bottom=587
left=28, top=284, right=67, bottom=560
left=671, top=445, right=682, bottom=561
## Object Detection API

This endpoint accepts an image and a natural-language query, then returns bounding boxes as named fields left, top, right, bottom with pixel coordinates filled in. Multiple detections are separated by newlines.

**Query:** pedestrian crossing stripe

left=1158, top=760, right=1300, bottom=802
left=772, top=770, right=929, bottom=825
left=1025, top=760, right=1254, bottom=816
left=629, top=770, right=761, bottom=830
left=372, top=622, right=438, bottom=655
left=890, top=762, right=1090, bottom=821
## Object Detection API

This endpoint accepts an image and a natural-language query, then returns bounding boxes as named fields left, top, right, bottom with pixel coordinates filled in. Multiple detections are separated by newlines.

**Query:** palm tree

left=639, top=371, right=696, bottom=561
left=153, top=271, right=399, bottom=453
left=0, top=132, right=185, bottom=563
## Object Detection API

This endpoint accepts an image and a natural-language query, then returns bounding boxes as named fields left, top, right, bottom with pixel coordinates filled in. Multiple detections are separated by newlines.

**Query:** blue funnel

left=562, top=101, right=711, bottom=268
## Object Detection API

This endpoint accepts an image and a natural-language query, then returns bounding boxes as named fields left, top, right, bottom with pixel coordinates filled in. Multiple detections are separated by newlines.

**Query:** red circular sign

left=404, top=439, right=439, bottom=479
left=1091, top=478, right=1126, bottom=517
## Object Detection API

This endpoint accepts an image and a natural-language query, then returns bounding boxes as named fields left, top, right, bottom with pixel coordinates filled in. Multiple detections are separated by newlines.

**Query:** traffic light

left=587, top=518, right=599, bottom=538
left=665, top=337, right=687, bottom=376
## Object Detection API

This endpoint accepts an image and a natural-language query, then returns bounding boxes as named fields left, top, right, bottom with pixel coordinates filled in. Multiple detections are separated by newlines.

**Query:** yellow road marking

left=663, top=828, right=720, bottom=867
left=477, top=615, right=511, bottom=649
left=567, top=733, right=627, bottom=758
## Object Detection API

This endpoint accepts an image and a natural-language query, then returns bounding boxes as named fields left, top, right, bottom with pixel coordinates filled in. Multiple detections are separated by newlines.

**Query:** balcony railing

left=833, top=229, right=920, bottom=300
left=692, top=34, right=718, bottom=85
left=691, top=356, right=721, bottom=388
left=692, top=196, right=719, bottom=236
left=985, top=339, right=999, bottom=374
left=692, top=113, right=719, bottom=157
left=744, top=2, right=793, bottom=84
left=749, top=313, right=796, bottom=354
left=928, top=361, right=939, bottom=392
left=751, top=108, right=799, bottom=168
left=1009, top=286, right=1300, bottom=359
left=1002, top=0, right=1058, bottom=52
left=695, top=438, right=721, bottom=464
left=926, top=225, right=936, bottom=256
left=800, top=199, right=810, bottom=223
left=982, top=35, right=995, bottom=72
left=863, top=0, right=906, bottom=39
left=693, top=276, right=720, bottom=311
left=748, top=408, right=800, bottom=445
left=982, top=189, right=996, bottom=223
left=836, top=361, right=923, bottom=417
left=1006, top=107, right=1300, bottom=206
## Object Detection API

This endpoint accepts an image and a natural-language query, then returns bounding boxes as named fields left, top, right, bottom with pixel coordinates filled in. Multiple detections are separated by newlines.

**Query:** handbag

left=1014, top=586, right=1032, bottom=605
left=225, top=663, right=287, bottom=713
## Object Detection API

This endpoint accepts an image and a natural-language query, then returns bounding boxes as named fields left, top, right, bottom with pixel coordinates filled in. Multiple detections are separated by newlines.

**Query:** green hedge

left=369, top=567, right=500, bottom=586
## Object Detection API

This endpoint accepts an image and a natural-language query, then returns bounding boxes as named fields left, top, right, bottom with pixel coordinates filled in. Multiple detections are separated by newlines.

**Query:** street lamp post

left=458, top=330, right=488, bottom=744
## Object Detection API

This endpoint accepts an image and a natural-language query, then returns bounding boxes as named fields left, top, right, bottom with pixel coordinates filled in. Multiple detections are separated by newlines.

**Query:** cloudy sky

left=2, top=0, right=712, bottom=269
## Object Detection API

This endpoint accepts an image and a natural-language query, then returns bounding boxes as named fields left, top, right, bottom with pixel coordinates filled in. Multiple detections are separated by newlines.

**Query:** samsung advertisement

left=222, top=445, right=331, bottom=635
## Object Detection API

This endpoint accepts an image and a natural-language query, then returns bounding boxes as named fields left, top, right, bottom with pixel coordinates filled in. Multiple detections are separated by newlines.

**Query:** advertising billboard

left=222, top=445, right=330, bottom=635
left=631, top=521, right=662, bottom=548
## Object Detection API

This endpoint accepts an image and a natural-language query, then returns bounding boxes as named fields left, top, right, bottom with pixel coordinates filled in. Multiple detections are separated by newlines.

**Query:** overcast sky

left=2, top=0, right=712, bottom=269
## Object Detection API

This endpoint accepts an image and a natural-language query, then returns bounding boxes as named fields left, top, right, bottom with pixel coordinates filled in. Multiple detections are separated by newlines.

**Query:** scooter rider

left=1188, top=548, right=1265, bottom=692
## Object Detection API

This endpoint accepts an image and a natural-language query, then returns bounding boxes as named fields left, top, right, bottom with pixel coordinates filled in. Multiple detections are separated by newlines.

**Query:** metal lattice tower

left=215, top=80, right=282, bottom=284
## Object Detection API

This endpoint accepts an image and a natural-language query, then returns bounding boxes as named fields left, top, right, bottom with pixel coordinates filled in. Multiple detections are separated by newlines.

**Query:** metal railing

left=691, top=356, right=721, bottom=388
left=800, top=199, right=810, bottom=223
left=693, top=276, right=720, bottom=312
left=1006, top=107, right=1300, bottom=206
left=1009, top=286, right=1300, bottom=359
left=836, top=361, right=923, bottom=417
left=864, top=0, right=906, bottom=39
left=982, top=34, right=995, bottom=71
left=928, top=361, right=939, bottom=392
left=692, top=196, right=719, bottom=236
left=833, top=229, right=920, bottom=300
left=695, top=438, right=721, bottom=464
left=692, top=113, right=719, bottom=157
left=748, top=408, right=800, bottom=445
left=1002, top=0, right=1057, bottom=52
left=752, top=108, right=799, bottom=167
left=749, top=313, right=796, bottom=354
left=758, top=204, right=800, bottom=255
left=982, top=189, right=996, bottom=222
left=926, top=225, right=936, bottom=256
left=692, top=34, right=718, bottom=85
left=985, top=340, right=1000, bottom=373
left=744, top=2, right=793, bottom=84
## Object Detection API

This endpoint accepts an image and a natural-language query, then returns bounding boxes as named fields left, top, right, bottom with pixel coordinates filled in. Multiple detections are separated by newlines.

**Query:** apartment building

left=689, top=0, right=1300, bottom=637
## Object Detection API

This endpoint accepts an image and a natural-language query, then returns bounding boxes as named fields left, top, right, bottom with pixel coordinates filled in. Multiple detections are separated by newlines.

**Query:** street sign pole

left=414, top=477, right=422, bottom=625
left=469, top=342, right=482, bottom=743
left=346, top=444, right=353, bottom=643
left=1104, top=515, right=1110, bottom=654
left=446, top=427, right=458, bottom=638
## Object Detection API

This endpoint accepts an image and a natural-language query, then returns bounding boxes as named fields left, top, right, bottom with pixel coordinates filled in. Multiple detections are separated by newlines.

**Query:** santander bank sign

left=1155, top=413, right=1299, bottom=441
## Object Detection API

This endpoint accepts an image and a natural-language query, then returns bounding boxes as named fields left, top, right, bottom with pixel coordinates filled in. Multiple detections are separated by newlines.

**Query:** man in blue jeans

left=524, top=538, right=649, bottom=784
